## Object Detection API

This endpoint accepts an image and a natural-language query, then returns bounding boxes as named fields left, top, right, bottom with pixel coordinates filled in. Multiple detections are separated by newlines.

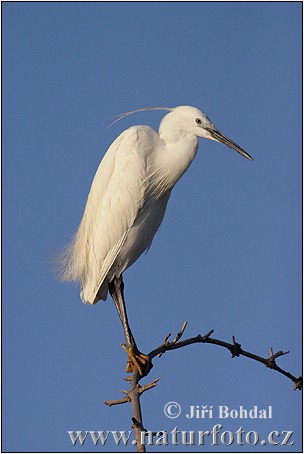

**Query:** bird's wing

left=70, top=126, right=157, bottom=303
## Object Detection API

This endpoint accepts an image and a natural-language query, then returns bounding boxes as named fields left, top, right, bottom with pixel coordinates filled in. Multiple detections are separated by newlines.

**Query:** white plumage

left=60, top=105, right=252, bottom=305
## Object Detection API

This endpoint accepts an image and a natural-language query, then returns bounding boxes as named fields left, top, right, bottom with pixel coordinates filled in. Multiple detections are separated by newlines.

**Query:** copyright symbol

left=164, top=401, right=181, bottom=418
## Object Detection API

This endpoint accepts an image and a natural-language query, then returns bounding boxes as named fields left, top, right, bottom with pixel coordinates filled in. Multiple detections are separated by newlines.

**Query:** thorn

left=132, top=417, right=144, bottom=430
left=268, top=348, right=289, bottom=367
left=138, top=378, right=161, bottom=395
left=160, top=322, right=188, bottom=357
left=201, top=329, right=214, bottom=341
left=293, top=377, right=302, bottom=391
left=121, top=343, right=127, bottom=352
left=231, top=335, right=242, bottom=358
left=171, top=321, right=188, bottom=345
left=163, top=333, right=171, bottom=345
left=120, top=389, right=129, bottom=395
left=273, top=350, right=289, bottom=359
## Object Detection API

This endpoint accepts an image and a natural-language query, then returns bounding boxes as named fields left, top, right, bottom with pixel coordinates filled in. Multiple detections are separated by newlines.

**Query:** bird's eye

left=195, top=118, right=202, bottom=125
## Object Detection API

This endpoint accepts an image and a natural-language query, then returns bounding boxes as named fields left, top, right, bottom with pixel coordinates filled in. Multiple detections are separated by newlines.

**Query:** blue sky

left=3, top=2, right=302, bottom=452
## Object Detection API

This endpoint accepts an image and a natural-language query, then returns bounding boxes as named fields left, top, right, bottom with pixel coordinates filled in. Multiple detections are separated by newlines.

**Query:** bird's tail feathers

left=55, top=235, right=84, bottom=283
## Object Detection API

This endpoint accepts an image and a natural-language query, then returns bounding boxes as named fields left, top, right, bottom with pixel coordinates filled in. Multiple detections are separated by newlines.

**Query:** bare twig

left=138, top=378, right=160, bottom=395
left=148, top=325, right=302, bottom=390
left=105, top=322, right=301, bottom=452
left=104, top=395, right=130, bottom=407
left=159, top=321, right=188, bottom=357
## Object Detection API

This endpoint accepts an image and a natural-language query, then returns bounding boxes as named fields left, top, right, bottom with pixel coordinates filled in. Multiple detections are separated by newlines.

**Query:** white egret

left=60, top=105, right=253, bottom=376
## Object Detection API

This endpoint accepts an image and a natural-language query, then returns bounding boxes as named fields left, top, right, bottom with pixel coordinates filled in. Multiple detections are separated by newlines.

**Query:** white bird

left=60, top=105, right=253, bottom=376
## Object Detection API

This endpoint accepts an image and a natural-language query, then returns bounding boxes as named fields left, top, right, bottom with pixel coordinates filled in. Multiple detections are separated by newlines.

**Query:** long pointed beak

left=206, top=127, right=253, bottom=161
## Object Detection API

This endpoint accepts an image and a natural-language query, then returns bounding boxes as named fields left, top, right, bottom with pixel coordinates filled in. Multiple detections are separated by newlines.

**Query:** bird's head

left=110, top=105, right=253, bottom=161
left=159, top=105, right=253, bottom=161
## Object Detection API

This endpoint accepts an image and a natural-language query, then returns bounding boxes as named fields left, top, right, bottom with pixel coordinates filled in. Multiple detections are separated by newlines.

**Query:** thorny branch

left=104, top=322, right=302, bottom=452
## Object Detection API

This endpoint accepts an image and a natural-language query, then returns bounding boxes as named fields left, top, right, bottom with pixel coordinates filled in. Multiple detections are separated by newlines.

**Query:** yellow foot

left=123, top=345, right=153, bottom=377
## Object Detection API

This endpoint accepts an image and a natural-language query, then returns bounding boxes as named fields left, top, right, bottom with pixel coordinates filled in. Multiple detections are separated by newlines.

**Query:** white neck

left=153, top=131, right=198, bottom=192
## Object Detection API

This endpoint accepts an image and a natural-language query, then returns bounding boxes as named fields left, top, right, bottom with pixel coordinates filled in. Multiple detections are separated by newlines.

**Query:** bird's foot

left=122, top=344, right=153, bottom=378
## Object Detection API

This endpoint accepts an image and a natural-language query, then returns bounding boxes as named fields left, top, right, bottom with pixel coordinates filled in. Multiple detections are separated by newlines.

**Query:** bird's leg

left=109, top=275, right=136, bottom=347
left=109, top=276, right=152, bottom=377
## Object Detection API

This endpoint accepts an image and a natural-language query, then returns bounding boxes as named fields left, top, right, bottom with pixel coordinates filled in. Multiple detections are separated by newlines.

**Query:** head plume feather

left=108, top=106, right=173, bottom=128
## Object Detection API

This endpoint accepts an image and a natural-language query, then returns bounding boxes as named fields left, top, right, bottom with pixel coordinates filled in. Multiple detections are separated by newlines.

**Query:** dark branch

left=148, top=324, right=302, bottom=391
left=105, top=322, right=301, bottom=452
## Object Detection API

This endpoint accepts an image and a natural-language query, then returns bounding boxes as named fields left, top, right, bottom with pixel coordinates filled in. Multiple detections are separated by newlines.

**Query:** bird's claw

left=124, top=345, right=153, bottom=378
